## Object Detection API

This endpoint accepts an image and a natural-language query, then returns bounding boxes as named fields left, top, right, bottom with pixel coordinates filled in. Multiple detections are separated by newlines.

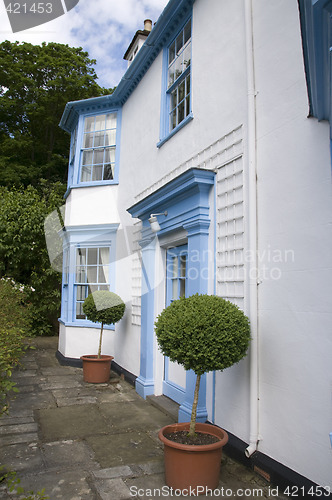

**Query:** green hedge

left=0, top=278, right=32, bottom=416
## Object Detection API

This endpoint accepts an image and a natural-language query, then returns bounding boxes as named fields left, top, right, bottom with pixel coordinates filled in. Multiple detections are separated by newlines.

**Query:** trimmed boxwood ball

left=83, top=290, right=125, bottom=325
left=154, top=293, right=251, bottom=436
left=82, top=290, right=125, bottom=358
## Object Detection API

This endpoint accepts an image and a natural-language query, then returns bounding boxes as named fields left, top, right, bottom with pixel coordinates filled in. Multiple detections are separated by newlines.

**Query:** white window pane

left=94, top=131, right=105, bottom=147
left=170, top=109, right=177, bottom=130
left=76, top=248, right=86, bottom=266
left=104, top=129, right=116, bottom=146
left=81, top=166, right=91, bottom=182
left=82, top=150, right=93, bottom=165
left=76, top=302, right=85, bottom=319
left=92, top=165, right=103, bottom=181
left=95, top=114, right=106, bottom=131
left=105, top=147, right=116, bottom=163
left=172, top=257, right=178, bottom=278
left=87, top=248, right=98, bottom=265
left=84, top=116, right=94, bottom=132
left=93, top=149, right=104, bottom=165
left=76, top=266, right=86, bottom=282
left=172, top=279, right=178, bottom=300
left=178, top=100, right=185, bottom=124
left=176, top=31, right=183, bottom=55
left=174, top=57, right=182, bottom=81
left=83, top=133, right=94, bottom=148
left=76, top=285, right=86, bottom=301
left=106, top=113, right=117, bottom=130
left=169, top=41, right=175, bottom=64
left=179, top=80, right=185, bottom=102
left=100, top=247, right=109, bottom=264
left=183, top=42, right=191, bottom=70
left=180, top=255, right=187, bottom=277
left=87, top=266, right=97, bottom=283
left=168, top=65, right=175, bottom=88
left=184, top=19, right=191, bottom=44
left=99, top=247, right=110, bottom=283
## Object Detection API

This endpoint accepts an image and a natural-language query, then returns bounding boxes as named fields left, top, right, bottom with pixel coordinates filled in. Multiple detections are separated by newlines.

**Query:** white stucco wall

left=64, top=185, right=120, bottom=227
left=253, top=0, right=332, bottom=487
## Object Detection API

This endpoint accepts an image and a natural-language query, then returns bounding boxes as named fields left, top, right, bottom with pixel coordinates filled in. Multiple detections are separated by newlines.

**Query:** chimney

left=124, top=19, right=153, bottom=67
left=144, top=19, right=152, bottom=32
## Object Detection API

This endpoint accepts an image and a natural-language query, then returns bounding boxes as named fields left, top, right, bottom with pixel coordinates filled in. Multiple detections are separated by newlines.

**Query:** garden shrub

left=0, top=278, right=32, bottom=416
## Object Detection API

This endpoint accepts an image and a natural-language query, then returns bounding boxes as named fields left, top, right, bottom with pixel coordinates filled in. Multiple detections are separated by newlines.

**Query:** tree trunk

left=98, top=322, right=104, bottom=358
left=188, top=373, right=201, bottom=437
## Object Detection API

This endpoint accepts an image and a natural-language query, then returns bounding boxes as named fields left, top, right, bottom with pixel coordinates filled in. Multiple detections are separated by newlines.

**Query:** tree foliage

left=155, top=294, right=251, bottom=376
left=0, top=40, right=114, bottom=187
left=0, top=183, right=66, bottom=335
left=155, top=294, right=251, bottom=435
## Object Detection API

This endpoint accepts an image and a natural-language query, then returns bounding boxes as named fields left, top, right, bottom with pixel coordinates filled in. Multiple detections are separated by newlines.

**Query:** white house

left=57, top=0, right=332, bottom=492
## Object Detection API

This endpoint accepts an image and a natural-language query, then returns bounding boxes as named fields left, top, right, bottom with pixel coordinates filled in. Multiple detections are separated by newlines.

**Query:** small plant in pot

left=80, top=290, right=125, bottom=383
left=155, top=293, right=250, bottom=493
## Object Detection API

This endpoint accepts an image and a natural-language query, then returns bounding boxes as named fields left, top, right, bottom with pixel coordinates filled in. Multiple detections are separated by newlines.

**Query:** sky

left=0, top=0, right=169, bottom=88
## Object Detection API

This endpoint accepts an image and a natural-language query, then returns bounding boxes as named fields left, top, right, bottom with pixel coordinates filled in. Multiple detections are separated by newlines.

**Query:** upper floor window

left=168, top=19, right=191, bottom=130
left=80, top=113, right=117, bottom=183
left=158, top=18, right=192, bottom=147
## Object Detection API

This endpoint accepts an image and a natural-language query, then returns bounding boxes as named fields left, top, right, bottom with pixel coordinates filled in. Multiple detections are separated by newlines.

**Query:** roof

left=59, top=0, right=195, bottom=133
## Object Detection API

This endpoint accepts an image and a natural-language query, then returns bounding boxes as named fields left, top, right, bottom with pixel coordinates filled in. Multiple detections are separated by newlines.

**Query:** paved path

left=0, top=337, right=283, bottom=499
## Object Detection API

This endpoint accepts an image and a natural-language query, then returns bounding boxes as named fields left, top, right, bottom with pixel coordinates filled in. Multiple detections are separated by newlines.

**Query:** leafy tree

left=0, top=40, right=114, bottom=187
left=0, top=183, right=66, bottom=335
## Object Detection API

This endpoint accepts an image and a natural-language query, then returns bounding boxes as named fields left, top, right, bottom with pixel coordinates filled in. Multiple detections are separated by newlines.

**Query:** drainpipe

left=244, top=0, right=259, bottom=458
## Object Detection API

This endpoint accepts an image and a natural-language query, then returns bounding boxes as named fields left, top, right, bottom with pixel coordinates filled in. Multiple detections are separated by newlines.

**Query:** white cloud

left=0, top=0, right=169, bottom=87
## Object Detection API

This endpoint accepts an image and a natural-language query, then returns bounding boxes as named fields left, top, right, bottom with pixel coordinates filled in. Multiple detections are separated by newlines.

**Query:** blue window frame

left=158, top=17, right=193, bottom=147
left=65, top=109, right=121, bottom=197
left=59, top=224, right=118, bottom=328
left=80, top=113, right=117, bottom=183
left=75, top=246, right=111, bottom=320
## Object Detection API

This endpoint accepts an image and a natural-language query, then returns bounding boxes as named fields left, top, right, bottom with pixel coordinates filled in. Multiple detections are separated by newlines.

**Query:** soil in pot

left=166, top=431, right=219, bottom=446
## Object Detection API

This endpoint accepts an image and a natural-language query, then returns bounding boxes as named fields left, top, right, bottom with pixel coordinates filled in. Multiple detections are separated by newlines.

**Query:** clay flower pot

left=80, top=355, right=113, bottom=383
left=158, top=422, right=228, bottom=494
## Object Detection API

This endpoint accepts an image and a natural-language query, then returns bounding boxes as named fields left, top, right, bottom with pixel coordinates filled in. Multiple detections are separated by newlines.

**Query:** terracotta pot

left=158, top=422, right=228, bottom=494
left=80, top=355, right=113, bottom=383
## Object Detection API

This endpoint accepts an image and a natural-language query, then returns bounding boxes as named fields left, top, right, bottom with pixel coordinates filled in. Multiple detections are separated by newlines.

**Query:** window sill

left=58, top=318, right=115, bottom=330
left=157, top=113, right=193, bottom=148
left=64, top=180, right=119, bottom=199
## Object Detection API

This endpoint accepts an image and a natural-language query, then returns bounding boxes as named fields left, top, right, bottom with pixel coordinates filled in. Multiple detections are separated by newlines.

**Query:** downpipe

left=244, top=0, right=259, bottom=458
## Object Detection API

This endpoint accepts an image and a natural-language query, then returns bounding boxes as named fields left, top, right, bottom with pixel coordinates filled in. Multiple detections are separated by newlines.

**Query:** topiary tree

left=83, top=290, right=125, bottom=358
left=155, top=294, right=251, bottom=437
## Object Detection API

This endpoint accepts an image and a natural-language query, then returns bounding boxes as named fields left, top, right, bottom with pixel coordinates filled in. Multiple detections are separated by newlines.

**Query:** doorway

left=162, top=245, right=188, bottom=404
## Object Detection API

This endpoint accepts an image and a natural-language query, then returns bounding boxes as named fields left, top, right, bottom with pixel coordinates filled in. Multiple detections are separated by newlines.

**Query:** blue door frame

left=127, top=168, right=215, bottom=423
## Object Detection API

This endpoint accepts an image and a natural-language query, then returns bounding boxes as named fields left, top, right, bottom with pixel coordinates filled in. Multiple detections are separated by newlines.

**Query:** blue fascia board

left=127, top=168, right=215, bottom=220
left=299, top=0, right=332, bottom=121
left=59, top=0, right=195, bottom=133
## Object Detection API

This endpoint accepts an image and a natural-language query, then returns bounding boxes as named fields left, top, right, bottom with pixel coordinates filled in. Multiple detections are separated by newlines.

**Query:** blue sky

left=0, top=0, right=169, bottom=88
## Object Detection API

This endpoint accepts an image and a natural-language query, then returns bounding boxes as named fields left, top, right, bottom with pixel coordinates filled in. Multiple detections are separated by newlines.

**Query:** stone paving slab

left=85, top=430, right=163, bottom=469
left=0, top=337, right=287, bottom=499
left=37, top=404, right=110, bottom=441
